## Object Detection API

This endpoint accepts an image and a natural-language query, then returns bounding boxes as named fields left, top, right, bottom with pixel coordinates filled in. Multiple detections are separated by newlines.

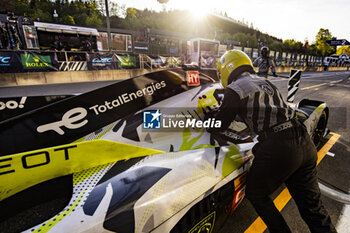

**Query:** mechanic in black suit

left=209, top=50, right=336, bottom=233
left=253, top=46, right=277, bottom=78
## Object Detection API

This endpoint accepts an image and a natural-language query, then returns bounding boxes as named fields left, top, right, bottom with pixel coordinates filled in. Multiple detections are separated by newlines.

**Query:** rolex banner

left=0, top=51, right=58, bottom=73
left=20, top=52, right=58, bottom=72
left=116, top=55, right=139, bottom=69
left=166, top=57, right=182, bottom=68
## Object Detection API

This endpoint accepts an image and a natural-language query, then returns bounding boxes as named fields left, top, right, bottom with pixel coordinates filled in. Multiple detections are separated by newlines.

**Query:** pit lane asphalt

left=0, top=70, right=349, bottom=233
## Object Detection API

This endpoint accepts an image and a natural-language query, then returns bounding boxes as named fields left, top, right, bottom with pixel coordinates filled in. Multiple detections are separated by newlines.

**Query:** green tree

left=30, top=0, right=36, bottom=9
left=315, top=28, right=335, bottom=57
left=283, top=39, right=296, bottom=52
left=109, top=2, right=126, bottom=18
left=269, top=41, right=283, bottom=52
left=294, top=41, right=304, bottom=53
left=246, top=34, right=257, bottom=48
left=337, top=46, right=350, bottom=55
left=31, top=8, right=52, bottom=22
left=232, top=32, right=248, bottom=46
left=126, top=8, right=138, bottom=18
left=86, top=13, right=103, bottom=26
left=75, top=13, right=88, bottom=25
left=308, top=44, right=321, bottom=56
left=64, top=15, right=75, bottom=25
left=217, top=32, right=232, bottom=41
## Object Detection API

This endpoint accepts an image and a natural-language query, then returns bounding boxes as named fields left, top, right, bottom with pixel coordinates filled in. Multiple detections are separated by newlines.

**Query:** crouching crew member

left=209, top=50, right=336, bottom=233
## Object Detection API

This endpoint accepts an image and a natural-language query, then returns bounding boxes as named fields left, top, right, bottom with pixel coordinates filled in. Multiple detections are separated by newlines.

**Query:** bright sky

left=113, top=0, right=349, bottom=43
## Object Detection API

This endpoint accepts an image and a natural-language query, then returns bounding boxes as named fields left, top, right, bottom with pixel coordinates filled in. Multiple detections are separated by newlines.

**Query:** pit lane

left=0, top=70, right=349, bottom=233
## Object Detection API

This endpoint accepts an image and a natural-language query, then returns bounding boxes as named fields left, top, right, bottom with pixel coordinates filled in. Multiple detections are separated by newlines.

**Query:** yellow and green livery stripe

left=0, top=140, right=165, bottom=201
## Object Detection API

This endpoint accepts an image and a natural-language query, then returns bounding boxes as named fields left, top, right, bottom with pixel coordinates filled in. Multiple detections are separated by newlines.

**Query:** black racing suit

left=209, top=73, right=336, bottom=233
left=253, top=56, right=276, bottom=78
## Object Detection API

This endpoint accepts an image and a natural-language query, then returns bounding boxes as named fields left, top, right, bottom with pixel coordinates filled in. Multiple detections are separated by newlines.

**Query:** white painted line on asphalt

left=271, top=74, right=343, bottom=82
left=301, top=79, right=343, bottom=90
left=330, top=79, right=343, bottom=84
left=271, top=72, right=348, bottom=83
left=326, top=152, right=335, bottom=157
left=301, top=83, right=329, bottom=90
left=270, top=79, right=287, bottom=82
left=336, top=201, right=350, bottom=233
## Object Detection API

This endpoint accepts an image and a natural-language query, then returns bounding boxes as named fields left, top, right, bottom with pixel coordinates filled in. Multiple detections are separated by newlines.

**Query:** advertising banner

left=0, top=51, right=58, bottom=73
left=0, top=51, right=22, bottom=73
left=150, top=56, right=166, bottom=68
left=87, top=53, right=118, bottom=70
left=166, top=57, right=182, bottom=67
left=147, top=56, right=182, bottom=68
left=116, top=55, right=138, bottom=69
left=21, top=53, right=52, bottom=70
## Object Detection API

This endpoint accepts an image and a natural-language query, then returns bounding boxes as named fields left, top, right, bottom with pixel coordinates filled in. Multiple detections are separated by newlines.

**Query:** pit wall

left=0, top=66, right=349, bottom=87
left=0, top=69, right=157, bottom=86
left=271, top=66, right=350, bottom=73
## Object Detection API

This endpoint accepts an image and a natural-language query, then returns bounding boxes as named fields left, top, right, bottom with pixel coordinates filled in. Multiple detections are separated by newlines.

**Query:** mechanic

left=209, top=50, right=336, bottom=233
left=253, top=46, right=277, bottom=78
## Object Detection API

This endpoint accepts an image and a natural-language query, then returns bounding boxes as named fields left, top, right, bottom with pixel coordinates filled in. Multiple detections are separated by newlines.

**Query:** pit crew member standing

left=209, top=50, right=336, bottom=233
left=253, top=46, right=277, bottom=78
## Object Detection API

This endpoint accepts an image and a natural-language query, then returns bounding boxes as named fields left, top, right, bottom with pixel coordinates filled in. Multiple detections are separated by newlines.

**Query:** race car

left=0, top=68, right=329, bottom=233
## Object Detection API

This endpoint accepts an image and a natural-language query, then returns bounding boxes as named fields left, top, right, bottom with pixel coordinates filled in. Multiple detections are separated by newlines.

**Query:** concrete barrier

left=0, top=68, right=159, bottom=87
left=15, top=72, right=47, bottom=85
left=1, top=66, right=349, bottom=87
left=259, top=66, right=349, bottom=73
left=0, top=73, right=17, bottom=86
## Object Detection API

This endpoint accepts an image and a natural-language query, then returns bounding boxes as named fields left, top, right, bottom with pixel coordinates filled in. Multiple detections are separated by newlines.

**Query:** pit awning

left=34, top=22, right=99, bottom=36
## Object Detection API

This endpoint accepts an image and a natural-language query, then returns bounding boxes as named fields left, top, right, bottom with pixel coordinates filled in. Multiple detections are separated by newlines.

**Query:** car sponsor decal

left=0, top=97, right=27, bottom=110
left=188, top=211, right=216, bottom=233
left=0, top=95, right=70, bottom=122
left=0, top=69, right=208, bottom=156
left=187, top=71, right=200, bottom=86
left=0, top=139, right=165, bottom=201
left=231, top=172, right=247, bottom=213
left=36, top=107, right=89, bottom=135
left=84, top=166, right=171, bottom=233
